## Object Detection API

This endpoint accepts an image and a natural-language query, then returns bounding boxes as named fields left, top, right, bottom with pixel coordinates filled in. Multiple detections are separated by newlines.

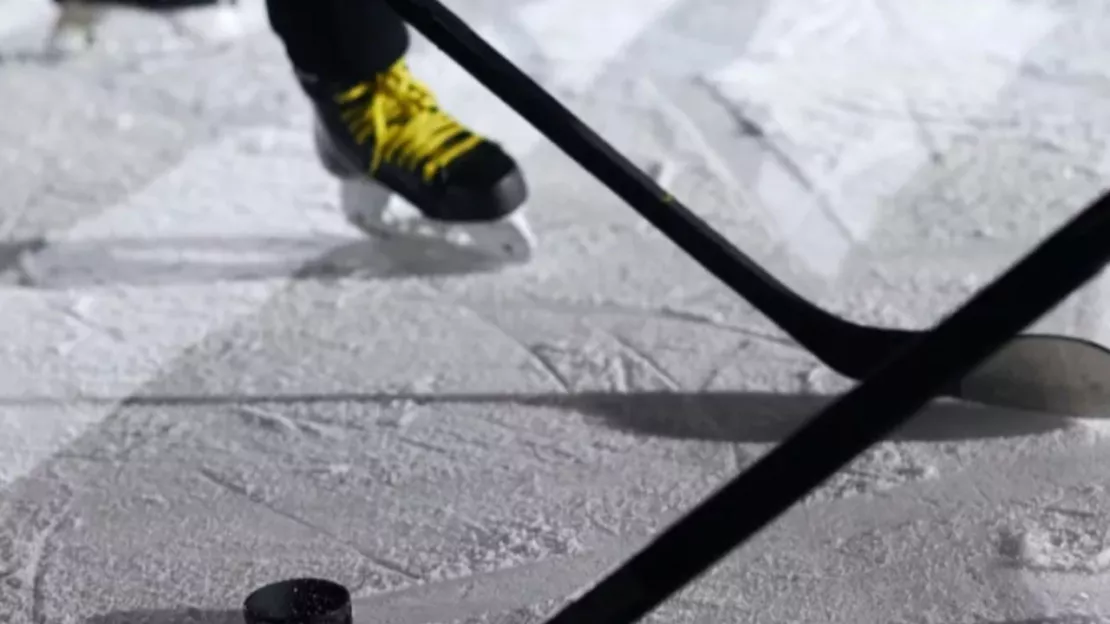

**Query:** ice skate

left=46, top=0, right=243, bottom=55
left=306, top=59, right=536, bottom=264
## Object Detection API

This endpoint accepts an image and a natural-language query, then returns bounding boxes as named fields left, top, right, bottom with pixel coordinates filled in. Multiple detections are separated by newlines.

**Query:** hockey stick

left=533, top=189, right=1110, bottom=624
left=381, top=0, right=1110, bottom=415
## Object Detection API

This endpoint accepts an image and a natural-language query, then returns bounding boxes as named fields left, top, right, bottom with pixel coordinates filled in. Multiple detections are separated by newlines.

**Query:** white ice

left=3, top=0, right=1110, bottom=622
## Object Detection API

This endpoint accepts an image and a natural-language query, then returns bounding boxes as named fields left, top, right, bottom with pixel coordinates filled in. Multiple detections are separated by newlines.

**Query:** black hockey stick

left=533, top=189, right=1110, bottom=624
left=381, top=0, right=1110, bottom=415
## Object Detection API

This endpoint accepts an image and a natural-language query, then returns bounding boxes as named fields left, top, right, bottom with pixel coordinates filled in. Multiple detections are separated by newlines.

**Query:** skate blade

left=340, top=179, right=536, bottom=264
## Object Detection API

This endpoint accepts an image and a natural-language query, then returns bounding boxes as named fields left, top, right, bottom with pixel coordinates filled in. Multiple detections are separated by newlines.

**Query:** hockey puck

left=243, top=578, right=352, bottom=624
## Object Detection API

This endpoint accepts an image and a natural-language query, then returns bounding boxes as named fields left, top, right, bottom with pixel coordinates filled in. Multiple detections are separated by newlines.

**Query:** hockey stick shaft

left=380, top=0, right=897, bottom=379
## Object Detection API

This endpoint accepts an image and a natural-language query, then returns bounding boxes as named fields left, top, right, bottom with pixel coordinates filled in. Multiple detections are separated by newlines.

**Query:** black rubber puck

left=243, top=578, right=352, bottom=624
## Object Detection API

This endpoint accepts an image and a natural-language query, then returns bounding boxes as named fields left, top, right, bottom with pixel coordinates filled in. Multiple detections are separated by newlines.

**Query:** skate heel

left=313, top=121, right=361, bottom=180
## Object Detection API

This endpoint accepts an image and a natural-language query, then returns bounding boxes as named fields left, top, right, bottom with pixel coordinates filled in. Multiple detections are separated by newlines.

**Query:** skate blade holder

left=340, top=178, right=537, bottom=265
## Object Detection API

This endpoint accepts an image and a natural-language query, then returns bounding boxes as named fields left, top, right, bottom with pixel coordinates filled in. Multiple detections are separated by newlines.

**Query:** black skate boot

left=305, top=58, right=535, bottom=263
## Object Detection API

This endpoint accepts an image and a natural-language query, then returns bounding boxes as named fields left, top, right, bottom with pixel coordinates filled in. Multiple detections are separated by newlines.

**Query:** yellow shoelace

left=335, top=61, right=483, bottom=182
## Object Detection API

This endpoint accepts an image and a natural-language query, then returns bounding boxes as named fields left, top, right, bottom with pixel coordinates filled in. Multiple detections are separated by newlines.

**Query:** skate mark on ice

left=528, top=335, right=681, bottom=393
left=999, top=484, right=1110, bottom=574
left=0, top=479, right=73, bottom=624
left=420, top=516, right=588, bottom=584
left=808, top=443, right=940, bottom=502
left=233, top=404, right=333, bottom=440
left=346, top=534, right=648, bottom=624
left=462, top=295, right=793, bottom=346
left=602, top=331, right=682, bottom=391
left=194, top=466, right=423, bottom=581
left=697, top=0, right=1067, bottom=276
left=636, top=77, right=749, bottom=196
left=449, top=303, right=574, bottom=393
left=515, top=0, right=685, bottom=95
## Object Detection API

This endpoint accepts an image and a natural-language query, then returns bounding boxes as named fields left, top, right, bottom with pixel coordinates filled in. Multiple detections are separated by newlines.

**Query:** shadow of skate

left=0, top=390, right=1071, bottom=443
left=0, top=235, right=510, bottom=287
left=0, top=47, right=70, bottom=67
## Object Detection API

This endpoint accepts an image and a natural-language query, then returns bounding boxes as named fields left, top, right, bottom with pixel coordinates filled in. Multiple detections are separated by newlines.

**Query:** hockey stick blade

left=382, top=0, right=1110, bottom=417
left=537, top=190, right=1110, bottom=624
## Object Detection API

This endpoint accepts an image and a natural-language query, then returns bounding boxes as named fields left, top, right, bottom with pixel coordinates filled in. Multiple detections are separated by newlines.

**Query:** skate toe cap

left=438, top=161, right=529, bottom=222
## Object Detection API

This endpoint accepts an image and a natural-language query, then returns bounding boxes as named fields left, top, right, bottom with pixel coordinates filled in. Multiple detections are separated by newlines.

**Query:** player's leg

left=267, top=0, right=534, bottom=262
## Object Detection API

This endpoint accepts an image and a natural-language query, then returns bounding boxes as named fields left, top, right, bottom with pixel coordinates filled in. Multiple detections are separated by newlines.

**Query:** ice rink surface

left=3, top=0, right=1110, bottom=621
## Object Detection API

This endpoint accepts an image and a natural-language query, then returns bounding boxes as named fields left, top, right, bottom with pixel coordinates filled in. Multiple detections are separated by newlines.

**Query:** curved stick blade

left=955, top=334, right=1110, bottom=417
